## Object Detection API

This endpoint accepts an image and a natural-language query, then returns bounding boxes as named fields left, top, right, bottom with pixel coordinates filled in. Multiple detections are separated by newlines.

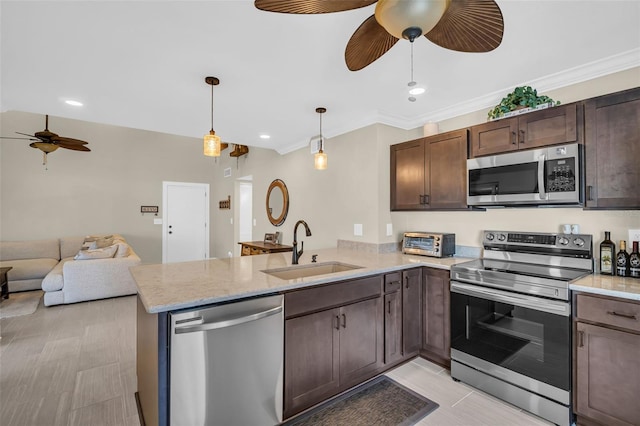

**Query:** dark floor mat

left=284, top=375, right=439, bottom=426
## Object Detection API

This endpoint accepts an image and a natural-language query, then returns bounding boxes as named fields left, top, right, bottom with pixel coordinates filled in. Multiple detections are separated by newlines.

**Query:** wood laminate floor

left=1, top=293, right=552, bottom=426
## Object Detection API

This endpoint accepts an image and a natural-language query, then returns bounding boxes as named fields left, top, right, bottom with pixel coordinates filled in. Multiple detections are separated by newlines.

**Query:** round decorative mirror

left=266, top=179, right=289, bottom=227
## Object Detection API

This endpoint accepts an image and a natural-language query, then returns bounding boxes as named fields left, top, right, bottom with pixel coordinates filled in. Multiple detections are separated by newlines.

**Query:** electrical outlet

left=354, top=224, right=363, bottom=236
left=386, top=223, right=393, bottom=236
left=629, top=229, right=640, bottom=244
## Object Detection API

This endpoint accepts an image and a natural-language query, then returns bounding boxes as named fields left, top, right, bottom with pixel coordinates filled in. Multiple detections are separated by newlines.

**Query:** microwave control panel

left=546, top=158, right=576, bottom=192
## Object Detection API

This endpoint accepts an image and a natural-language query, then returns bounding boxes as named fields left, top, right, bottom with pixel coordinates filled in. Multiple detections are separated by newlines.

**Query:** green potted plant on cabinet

left=488, top=86, right=560, bottom=120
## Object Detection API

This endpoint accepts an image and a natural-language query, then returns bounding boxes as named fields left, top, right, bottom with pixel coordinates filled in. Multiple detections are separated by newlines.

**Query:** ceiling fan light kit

left=0, top=114, right=90, bottom=168
left=375, top=0, right=447, bottom=40
left=255, top=0, right=504, bottom=71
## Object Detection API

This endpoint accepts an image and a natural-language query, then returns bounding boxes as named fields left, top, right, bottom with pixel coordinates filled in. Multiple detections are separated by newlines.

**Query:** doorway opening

left=235, top=176, right=253, bottom=257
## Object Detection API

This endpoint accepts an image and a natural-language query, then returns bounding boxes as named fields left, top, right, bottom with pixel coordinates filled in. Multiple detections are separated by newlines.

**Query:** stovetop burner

left=450, top=230, right=594, bottom=301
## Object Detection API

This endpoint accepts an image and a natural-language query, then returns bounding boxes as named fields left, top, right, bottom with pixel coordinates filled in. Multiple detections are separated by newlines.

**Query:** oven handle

left=451, top=281, right=570, bottom=317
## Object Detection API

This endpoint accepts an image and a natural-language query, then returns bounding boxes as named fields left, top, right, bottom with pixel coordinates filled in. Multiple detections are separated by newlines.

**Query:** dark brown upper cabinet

left=584, top=87, right=640, bottom=209
left=469, top=103, right=581, bottom=158
left=390, top=129, right=468, bottom=211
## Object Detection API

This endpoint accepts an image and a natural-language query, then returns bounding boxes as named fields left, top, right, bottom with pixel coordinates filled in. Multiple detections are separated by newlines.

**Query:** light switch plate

left=354, top=224, right=363, bottom=236
left=629, top=229, right=640, bottom=244
left=386, top=223, right=393, bottom=236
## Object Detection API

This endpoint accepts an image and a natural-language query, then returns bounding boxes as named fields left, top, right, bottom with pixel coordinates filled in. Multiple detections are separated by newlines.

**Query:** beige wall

left=388, top=67, right=640, bottom=248
left=1, top=68, right=638, bottom=263
left=0, top=112, right=216, bottom=262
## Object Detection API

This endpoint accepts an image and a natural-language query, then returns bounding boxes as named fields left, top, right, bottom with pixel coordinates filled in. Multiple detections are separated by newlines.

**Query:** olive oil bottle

left=599, top=231, right=615, bottom=275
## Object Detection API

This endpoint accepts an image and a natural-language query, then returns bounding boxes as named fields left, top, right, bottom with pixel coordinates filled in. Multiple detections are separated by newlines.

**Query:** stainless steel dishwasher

left=169, top=294, right=283, bottom=426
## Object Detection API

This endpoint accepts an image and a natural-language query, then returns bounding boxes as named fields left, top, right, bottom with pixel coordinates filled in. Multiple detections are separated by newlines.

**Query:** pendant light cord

left=319, top=112, right=323, bottom=151
left=410, top=41, right=415, bottom=83
left=210, top=83, right=214, bottom=132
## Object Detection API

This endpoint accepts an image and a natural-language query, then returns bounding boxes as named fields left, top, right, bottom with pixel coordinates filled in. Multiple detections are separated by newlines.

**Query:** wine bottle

left=616, top=240, right=630, bottom=277
left=599, top=231, right=615, bottom=275
left=630, top=241, right=640, bottom=278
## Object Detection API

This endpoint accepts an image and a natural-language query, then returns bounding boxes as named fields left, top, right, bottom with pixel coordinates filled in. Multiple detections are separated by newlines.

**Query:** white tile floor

left=386, top=357, right=552, bottom=425
left=1, top=293, right=552, bottom=425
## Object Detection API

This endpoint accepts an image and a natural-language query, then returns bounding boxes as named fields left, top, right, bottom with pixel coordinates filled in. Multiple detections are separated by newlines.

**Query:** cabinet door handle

left=587, top=185, right=594, bottom=201
left=335, top=315, right=340, bottom=330
left=405, top=276, right=409, bottom=289
left=519, top=129, right=525, bottom=144
left=511, top=131, right=517, bottom=145
left=341, top=313, right=346, bottom=328
left=578, top=330, right=585, bottom=348
left=387, top=300, right=391, bottom=314
left=607, top=311, right=637, bottom=320
left=424, top=194, right=430, bottom=205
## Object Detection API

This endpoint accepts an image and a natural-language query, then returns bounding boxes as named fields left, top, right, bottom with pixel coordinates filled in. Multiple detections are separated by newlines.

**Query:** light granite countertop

left=130, top=247, right=474, bottom=314
left=570, top=274, right=640, bottom=301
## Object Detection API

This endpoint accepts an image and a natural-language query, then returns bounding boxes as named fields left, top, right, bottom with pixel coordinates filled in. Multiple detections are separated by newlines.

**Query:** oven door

left=450, top=281, right=571, bottom=403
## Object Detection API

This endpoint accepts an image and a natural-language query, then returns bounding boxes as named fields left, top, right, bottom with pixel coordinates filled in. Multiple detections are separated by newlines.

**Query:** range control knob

left=497, top=234, right=506, bottom=241
left=558, top=236, right=570, bottom=246
left=435, top=236, right=441, bottom=241
left=573, top=237, right=585, bottom=247
left=486, top=233, right=495, bottom=241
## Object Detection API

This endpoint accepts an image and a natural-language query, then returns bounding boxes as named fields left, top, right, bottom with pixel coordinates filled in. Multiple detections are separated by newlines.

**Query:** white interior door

left=163, top=181, right=209, bottom=263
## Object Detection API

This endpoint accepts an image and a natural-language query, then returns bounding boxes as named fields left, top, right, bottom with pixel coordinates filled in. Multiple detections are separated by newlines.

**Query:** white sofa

left=0, top=234, right=141, bottom=306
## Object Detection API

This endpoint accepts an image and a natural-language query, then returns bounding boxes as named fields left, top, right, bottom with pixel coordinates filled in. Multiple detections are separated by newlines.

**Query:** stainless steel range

left=450, top=231, right=593, bottom=426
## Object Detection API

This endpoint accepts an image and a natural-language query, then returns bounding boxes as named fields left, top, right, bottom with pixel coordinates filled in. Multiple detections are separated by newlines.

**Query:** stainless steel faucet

left=292, top=220, right=312, bottom=264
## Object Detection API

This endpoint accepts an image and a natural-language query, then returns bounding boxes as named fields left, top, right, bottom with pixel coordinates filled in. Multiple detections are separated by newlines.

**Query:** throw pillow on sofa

left=113, top=242, right=130, bottom=258
left=74, top=245, right=117, bottom=260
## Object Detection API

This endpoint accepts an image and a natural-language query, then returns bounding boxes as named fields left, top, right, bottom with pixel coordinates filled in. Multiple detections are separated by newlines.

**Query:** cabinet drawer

left=576, top=293, right=640, bottom=333
left=384, top=272, right=402, bottom=293
left=284, top=275, right=382, bottom=318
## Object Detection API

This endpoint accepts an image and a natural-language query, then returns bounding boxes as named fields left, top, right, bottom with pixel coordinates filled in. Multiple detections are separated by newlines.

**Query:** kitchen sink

left=262, top=261, right=363, bottom=280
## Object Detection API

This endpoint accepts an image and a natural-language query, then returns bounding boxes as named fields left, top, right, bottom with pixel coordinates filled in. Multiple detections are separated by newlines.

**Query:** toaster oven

left=402, top=232, right=456, bottom=258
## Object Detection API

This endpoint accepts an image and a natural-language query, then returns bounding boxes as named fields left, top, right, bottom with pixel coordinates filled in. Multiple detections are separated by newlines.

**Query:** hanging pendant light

left=203, top=76, right=221, bottom=157
left=314, top=107, right=327, bottom=170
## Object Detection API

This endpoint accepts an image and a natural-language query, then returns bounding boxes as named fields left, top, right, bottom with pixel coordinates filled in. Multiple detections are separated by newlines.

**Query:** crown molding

left=277, top=49, right=639, bottom=155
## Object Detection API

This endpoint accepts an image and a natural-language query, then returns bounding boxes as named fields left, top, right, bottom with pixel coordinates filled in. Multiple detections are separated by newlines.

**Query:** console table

left=1, top=266, right=12, bottom=300
left=239, top=241, right=293, bottom=256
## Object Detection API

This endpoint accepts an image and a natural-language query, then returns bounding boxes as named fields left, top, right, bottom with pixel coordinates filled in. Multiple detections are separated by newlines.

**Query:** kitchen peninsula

left=131, top=247, right=471, bottom=426
left=131, top=247, right=640, bottom=426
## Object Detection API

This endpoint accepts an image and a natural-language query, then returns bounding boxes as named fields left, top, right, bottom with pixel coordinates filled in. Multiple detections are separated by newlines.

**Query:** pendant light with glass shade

left=314, top=107, right=327, bottom=170
left=203, top=76, right=221, bottom=157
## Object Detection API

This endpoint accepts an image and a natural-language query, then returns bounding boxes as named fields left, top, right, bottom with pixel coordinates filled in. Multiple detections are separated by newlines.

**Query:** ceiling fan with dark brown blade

left=0, top=114, right=90, bottom=167
left=255, top=0, right=504, bottom=71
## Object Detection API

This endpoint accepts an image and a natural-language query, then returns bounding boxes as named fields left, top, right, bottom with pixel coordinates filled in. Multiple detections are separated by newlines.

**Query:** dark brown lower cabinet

left=384, top=290, right=402, bottom=364
left=283, top=277, right=383, bottom=419
left=383, top=268, right=421, bottom=366
left=574, top=293, right=640, bottom=426
left=420, top=267, right=451, bottom=367
left=402, top=268, right=422, bottom=355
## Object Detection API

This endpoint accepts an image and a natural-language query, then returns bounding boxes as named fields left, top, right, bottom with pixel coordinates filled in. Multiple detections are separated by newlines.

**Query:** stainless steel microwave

left=467, top=143, right=583, bottom=207
left=402, top=232, right=455, bottom=257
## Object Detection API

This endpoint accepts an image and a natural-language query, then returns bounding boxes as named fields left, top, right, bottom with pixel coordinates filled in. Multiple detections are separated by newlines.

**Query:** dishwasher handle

left=174, top=304, right=282, bottom=334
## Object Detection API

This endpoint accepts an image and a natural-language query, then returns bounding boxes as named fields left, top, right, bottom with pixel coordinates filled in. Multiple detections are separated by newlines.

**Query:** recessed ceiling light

left=259, top=134, right=271, bottom=140
left=65, top=100, right=83, bottom=106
